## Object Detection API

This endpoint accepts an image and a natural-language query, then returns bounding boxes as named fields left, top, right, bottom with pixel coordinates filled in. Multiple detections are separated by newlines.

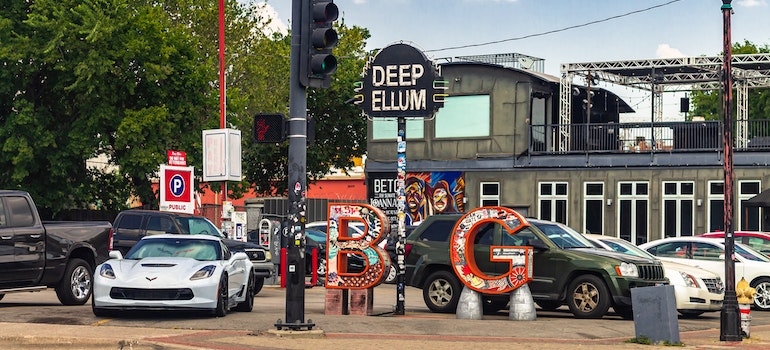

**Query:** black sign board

left=354, top=43, right=446, bottom=118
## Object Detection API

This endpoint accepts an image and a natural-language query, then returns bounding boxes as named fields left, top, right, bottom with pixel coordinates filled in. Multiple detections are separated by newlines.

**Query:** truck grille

left=110, top=287, right=194, bottom=300
left=702, top=278, right=724, bottom=294
left=245, top=249, right=267, bottom=262
left=637, top=264, right=665, bottom=281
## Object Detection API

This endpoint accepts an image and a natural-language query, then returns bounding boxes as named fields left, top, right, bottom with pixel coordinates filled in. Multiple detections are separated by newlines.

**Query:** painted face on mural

left=405, top=180, right=425, bottom=212
left=433, top=187, right=449, bottom=212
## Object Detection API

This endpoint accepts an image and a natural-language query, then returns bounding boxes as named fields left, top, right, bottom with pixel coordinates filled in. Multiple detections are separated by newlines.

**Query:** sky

left=255, top=0, right=770, bottom=120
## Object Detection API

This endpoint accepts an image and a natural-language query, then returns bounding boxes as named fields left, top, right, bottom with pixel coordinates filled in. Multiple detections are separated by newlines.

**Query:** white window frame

left=538, top=182, right=568, bottom=224
left=707, top=180, right=724, bottom=233
left=583, top=182, right=604, bottom=235
left=739, top=180, right=762, bottom=231
left=617, top=181, right=649, bottom=245
left=479, top=182, right=500, bottom=207
left=661, top=181, right=695, bottom=237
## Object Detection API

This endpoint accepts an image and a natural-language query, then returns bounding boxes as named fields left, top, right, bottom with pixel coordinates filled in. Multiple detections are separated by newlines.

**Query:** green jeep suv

left=403, top=215, right=667, bottom=319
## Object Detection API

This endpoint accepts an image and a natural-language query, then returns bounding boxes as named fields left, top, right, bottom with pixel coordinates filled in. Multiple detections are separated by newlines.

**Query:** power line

left=425, top=0, right=683, bottom=53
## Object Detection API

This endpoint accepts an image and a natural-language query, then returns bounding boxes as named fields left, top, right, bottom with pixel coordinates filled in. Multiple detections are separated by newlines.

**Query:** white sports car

left=92, top=234, right=255, bottom=317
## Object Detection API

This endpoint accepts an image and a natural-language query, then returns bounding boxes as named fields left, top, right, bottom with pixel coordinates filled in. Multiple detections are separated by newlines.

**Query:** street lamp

left=719, top=0, right=741, bottom=342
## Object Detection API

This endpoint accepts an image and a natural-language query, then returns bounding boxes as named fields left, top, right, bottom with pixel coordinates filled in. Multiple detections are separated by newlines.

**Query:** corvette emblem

left=146, top=276, right=158, bottom=281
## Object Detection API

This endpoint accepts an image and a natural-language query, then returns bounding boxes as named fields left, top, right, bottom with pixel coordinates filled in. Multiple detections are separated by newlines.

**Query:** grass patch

left=625, top=335, right=684, bottom=346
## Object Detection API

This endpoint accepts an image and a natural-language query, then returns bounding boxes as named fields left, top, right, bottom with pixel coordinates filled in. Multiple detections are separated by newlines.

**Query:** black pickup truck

left=0, top=190, right=112, bottom=305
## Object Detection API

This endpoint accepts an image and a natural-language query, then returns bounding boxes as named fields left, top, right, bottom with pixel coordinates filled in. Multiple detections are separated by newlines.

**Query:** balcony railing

left=529, top=119, right=770, bottom=155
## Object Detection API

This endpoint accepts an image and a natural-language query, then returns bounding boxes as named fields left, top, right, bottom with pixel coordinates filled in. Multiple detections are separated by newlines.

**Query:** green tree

left=691, top=40, right=770, bottom=122
left=0, top=0, right=214, bottom=213
left=241, top=20, right=371, bottom=196
left=0, top=0, right=371, bottom=213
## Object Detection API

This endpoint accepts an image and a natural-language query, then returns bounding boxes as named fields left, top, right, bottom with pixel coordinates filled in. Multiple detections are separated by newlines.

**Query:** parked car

left=111, top=210, right=273, bottom=294
left=403, top=215, right=668, bottom=319
left=700, top=231, right=770, bottom=257
left=0, top=190, right=112, bottom=305
left=92, top=234, right=255, bottom=317
left=584, top=234, right=723, bottom=317
left=639, top=236, right=770, bottom=310
left=307, top=220, right=365, bottom=237
left=304, top=228, right=366, bottom=281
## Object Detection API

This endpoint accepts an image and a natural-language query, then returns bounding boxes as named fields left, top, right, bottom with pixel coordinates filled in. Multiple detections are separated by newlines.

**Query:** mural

left=368, top=171, right=465, bottom=227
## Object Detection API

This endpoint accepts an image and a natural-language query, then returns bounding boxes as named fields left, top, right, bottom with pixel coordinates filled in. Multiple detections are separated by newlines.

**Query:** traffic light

left=300, top=0, right=339, bottom=89
left=253, top=113, right=286, bottom=143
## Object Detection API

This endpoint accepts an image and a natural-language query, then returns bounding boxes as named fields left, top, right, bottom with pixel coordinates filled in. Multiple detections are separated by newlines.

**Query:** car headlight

left=99, top=264, right=116, bottom=279
left=265, top=250, right=272, bottom=261
left=616, top=262, right=639, bottom=277
left=679, top=271, right=700, bottom=288
left=190, top=265, right=217, bottom=280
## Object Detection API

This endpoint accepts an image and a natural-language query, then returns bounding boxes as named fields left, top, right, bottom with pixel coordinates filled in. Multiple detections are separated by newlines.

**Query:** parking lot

left=1, top=282, right=770, bottom=349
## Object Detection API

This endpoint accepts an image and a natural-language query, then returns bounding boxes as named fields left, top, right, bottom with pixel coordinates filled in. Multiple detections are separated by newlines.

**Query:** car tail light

left=405, top=243, right=413, bottom=258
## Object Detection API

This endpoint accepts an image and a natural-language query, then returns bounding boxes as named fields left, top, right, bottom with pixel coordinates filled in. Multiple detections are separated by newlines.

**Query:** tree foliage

left=691, top=40, right=770, bottom=121
left=0, top=0, right=371, bottom=214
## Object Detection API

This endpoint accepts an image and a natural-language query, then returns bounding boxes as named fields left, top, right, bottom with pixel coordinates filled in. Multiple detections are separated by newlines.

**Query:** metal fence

left=530, top=119, right=770, bottom=154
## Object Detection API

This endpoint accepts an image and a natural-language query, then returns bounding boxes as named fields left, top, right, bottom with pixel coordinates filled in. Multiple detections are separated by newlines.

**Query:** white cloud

left=353, top=0, right=367, bottom=4
left=736, top=0, right=767, bottom=7
left=656, top=44, right=685, bottom=58
left=255, top=2, right=288, bottom=36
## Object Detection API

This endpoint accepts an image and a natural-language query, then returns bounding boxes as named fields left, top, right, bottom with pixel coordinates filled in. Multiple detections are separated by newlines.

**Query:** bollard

left=509, top=284, right=536, bottom=321
left=456, top=286, right=483, bottom=320
left=739, top=304, right=751, bottom=338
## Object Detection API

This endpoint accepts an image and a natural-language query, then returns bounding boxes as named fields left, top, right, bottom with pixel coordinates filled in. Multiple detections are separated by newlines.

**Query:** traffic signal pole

left=275, top=0, right=313, bottom=331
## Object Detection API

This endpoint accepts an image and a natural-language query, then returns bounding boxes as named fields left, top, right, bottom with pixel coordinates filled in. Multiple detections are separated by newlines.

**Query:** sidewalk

left=1, top=320, right=769, bottom=349
left=1, top=284, right=769, bottom=349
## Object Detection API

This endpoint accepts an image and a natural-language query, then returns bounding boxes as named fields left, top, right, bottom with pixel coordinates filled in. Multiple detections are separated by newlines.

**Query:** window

left=7, top=196, right=35, bottom=227
left=418, top=220, right=456, bottom=242
left=0, top=199, right=5, bottom=228
left=662, top=181, right=694, bottom=237
left=708, top=181, right=724, bottom=232
left=435, top=95, right=490, bottom=138
left=539, top=182, right=568, bottom=224
left=618, top=182, right=649, bottom=245
left=147, top=216, right=179, bottom=234
left=117, top=214, right=143, bottom=230
left=480, top=182, right=500, bottom=206
left=739, top=180, right=761, bottom=231
left=372, top=118, right=425, bottom=140
left=583, top=182, right=604, bottom=234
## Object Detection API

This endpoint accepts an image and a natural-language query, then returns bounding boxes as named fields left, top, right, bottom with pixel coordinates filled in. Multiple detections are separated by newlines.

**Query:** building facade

left=365, top=55, right=770, bottom=245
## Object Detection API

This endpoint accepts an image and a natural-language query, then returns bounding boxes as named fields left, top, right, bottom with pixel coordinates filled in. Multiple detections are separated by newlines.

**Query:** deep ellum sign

left=354, top=42, right=446, bottom=118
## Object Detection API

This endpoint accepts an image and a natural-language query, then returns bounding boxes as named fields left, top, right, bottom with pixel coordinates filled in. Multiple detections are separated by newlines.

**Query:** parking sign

left=160, top=164, right=194, bottom=214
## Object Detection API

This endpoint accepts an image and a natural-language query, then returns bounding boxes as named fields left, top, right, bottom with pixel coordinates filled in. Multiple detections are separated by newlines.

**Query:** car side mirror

left=109, top=250, right=124, bottom=260
left=232, top=252, right=249, bottom=261
left=528, top=239, right=549, bottom=251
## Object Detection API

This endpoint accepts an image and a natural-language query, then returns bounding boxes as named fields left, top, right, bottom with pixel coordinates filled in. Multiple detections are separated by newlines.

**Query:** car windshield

left=597, top=238, right=657, bottom=259
left=174, top=217, right=225, bottom=239
left=531, top=221, right=593, bottom=249
left=305, top=229, right=327, bottom=244
left=126, top=238, right=221, bottom=261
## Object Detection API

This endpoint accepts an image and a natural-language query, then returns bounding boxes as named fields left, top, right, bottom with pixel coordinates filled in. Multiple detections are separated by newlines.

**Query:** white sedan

left=584, top=234, right=723, bottom=317
left=92, top=234, right=255, bottom=317
left=639, top=236, right=770, bottom=311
